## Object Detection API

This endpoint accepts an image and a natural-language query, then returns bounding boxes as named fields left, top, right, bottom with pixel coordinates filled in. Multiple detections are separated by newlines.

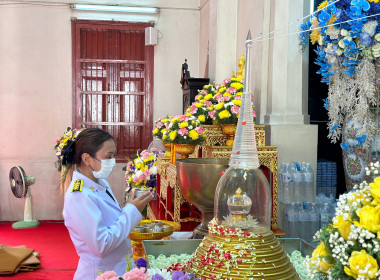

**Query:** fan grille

left=9, top=166, right=27, bottom=198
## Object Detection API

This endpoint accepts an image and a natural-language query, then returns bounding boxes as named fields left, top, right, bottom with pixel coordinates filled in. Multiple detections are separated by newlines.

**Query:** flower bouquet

left=299, top=0, right=380, bottom=147
left=306, top=169, right=380, bottom=279
left=125, top=149, right=158, bottom=193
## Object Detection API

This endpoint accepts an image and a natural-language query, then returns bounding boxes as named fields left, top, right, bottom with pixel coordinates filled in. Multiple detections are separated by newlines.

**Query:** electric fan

left=9, top=166, right=39, bottom=229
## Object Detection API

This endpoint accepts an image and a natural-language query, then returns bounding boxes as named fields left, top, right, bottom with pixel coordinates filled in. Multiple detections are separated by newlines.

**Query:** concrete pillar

left=264, top=0, right=318, bottom=187
left=207, top=0, right=238, bottom=83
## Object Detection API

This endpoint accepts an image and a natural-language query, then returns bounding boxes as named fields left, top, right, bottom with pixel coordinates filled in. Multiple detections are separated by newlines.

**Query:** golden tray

left=129, top=220, right=180, bottom=241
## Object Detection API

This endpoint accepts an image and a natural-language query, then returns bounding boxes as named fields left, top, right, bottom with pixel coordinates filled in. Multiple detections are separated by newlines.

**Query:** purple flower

left=178, top=273, right=197, bottom=280
left=134, top=257, right=148, bottom=269
left=171, top=271, right=184, bottom=280
left=360, top=32, right=372, bottom=47
left=152, top=274, right=165, bottom=280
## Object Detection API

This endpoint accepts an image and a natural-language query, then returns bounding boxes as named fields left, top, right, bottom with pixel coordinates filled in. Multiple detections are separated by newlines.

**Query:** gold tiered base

left=187, top=230, right=300, bottom=279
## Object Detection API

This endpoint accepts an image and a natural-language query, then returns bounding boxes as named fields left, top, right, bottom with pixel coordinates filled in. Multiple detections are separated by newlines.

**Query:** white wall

left=0, top=0, right=200, bottom=221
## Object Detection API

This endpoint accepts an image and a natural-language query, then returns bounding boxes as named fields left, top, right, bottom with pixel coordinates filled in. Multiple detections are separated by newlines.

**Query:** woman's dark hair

left=61, top=128, right=113, bottom=166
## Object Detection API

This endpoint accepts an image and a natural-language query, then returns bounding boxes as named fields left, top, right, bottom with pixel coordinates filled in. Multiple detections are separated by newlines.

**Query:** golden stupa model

left=186, top=31, right=300, bottom=280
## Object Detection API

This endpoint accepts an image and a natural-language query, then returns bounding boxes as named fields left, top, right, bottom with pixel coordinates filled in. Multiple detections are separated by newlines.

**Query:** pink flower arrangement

left=122, top=267, right=150, bottom=280
left=231, top=105, right=240, bottom=115
left=96, top=271, right=118, bottom=280
left=178, top=128, right=189, bottom=136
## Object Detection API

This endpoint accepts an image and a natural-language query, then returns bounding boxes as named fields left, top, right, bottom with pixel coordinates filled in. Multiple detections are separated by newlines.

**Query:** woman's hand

left=128, top=188, right=154, bottom=213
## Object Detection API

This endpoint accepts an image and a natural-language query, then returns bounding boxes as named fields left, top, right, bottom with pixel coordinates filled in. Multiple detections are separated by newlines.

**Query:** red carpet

left=0, top=221, right=78, bottom=279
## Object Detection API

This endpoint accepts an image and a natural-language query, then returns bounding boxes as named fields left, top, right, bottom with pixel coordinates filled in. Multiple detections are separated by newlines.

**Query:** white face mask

left=92, top=158, right=116, bottom=179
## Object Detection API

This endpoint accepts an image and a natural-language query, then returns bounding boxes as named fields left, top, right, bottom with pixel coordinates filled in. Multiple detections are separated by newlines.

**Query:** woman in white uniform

left=62, top=128, right=153, bottom=280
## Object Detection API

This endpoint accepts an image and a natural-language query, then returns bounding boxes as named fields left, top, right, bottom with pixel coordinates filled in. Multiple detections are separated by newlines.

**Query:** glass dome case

left=214, top=167, right=271, bottom=232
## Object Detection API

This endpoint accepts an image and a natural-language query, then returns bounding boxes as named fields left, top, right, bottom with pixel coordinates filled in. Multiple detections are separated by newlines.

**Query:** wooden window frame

left=72, top=20, right=154, bottom=162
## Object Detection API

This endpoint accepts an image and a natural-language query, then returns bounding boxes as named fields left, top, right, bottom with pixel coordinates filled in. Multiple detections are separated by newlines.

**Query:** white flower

left=363, top=20, right=378, bottom=37
left=149, top=165, right=157, bottom=175
left=338, top=39, right=346, bottom=49
left=326, top=26, right=340, bottom=39
left=341, top=29, right=349, bottom=37
left=372, top=44, right=380, bottom=52
left=336, top=49, right=343, bottom=56
left=375, top=33, right=380, bottom=42
left=344, top=36, right=352, bottom=42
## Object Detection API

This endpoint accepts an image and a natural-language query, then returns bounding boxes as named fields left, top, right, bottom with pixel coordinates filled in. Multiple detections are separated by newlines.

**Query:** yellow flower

left=207, top=106, right=214, bottom=111
left=369, top=0, right=380, bottom=3
left=179, top=122, right=189, bottom=128
left=169, top=131, right=177, bottom=141
left=198, top=115, right=205, bottom=122
left=162, top=134, right=168, bottom=140
left=344, top=250, right=379, bottom=279
left=195, top=103, right=203, bottom=108
left=161, top=118, right=168, bottom=123
left=205, top=84, right=213, bottom=89
left=215, top=102, right=225, bottom=110
left=230, top=78, right=241, bottom=82
left=153, top=128, right=159, bottom=135
left=218, top=87, right=226, bottom=93
left=218, top=110, right=230, bottom=119
left=189, top=130, right=199, bottom=140
left=196, top=94, right=203, bottom=100
left=327, top=15, right=337, bottom=25
left=186, top=112, right=192, bottom=117
left=310, top=242, right=334, bottom=274
left=136, top=162, right=142, bottom=169
left=310, top=29, right=322, bottom=45
left=160, top=128, right=167, bottom=134
left=170, top=118, right=177, bottom=123
left=223, top=92, right=231, bottom=97
left=230, top=82, right=243, bottom=91
left=204, top=94, right=213, bottom=101
left=355, top=205, right=380, bottom=234
left=333, top=215, right=352, bottom=240
left=317, top=1, right=328, bottom=10
left=232, top=99, right=241, bottom=107
left=370, top=177, right=380, bottom=203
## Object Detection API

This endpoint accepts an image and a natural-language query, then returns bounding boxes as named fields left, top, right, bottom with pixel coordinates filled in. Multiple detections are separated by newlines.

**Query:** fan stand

left=12, top=188, right=39, bottom=229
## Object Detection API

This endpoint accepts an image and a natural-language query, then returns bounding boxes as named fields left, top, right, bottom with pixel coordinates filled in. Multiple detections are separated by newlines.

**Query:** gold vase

left=221, top=124, right=237, bottom=146
left=164, top=143, right=171, bottom=158
left=174, top=144, right=196, bottom=159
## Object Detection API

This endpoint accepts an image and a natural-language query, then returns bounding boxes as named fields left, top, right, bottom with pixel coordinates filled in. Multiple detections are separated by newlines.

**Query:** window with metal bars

left=72, top=20, right=154, bottom=160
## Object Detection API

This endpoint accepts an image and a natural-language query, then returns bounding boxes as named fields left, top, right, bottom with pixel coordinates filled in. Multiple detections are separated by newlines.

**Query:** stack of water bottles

left=278, top=162, right=336, bottom=243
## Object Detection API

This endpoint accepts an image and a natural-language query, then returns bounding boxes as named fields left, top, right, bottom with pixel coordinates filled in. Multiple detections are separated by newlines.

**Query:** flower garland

left=300, top=0, right=380, bottom=148
left=305, top=165, right=380, bottom=279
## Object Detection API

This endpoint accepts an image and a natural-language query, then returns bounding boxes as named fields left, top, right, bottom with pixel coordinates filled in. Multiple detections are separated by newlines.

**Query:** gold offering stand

left=129, top=220, right=180, bottom=261
left=148, top=125, right=285, bottom=237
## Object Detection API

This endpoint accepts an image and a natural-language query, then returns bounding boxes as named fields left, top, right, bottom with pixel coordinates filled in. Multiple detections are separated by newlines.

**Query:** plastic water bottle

left=286, top=202, right=299, bottom=238
left=298, top=202, right=309, bottom=240
left=282, top=164, right=294, bottom=203
left=320, top=202, right=334, bottom=229
left=278, top=163, right=286, bottom=202
left=303, top=163, right=315, bottom=202
left=291, top=162, right=302, bottom=202
left=308, top=203, right=320, bottom=242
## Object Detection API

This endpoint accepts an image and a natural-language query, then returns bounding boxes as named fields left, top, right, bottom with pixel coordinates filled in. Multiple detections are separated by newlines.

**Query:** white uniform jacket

left=62, top=170, right=142, bottom=280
